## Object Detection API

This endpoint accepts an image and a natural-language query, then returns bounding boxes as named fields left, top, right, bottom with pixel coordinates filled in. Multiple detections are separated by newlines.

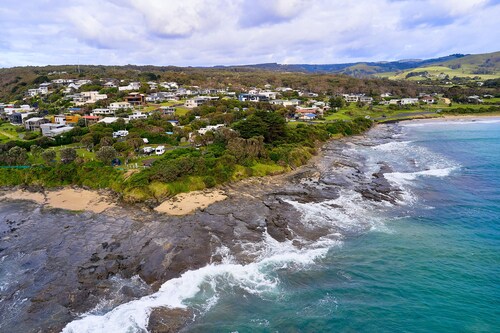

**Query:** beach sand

left=154, top=189, right=227, bottom=215
left=0, top=188, right=116, bottom=213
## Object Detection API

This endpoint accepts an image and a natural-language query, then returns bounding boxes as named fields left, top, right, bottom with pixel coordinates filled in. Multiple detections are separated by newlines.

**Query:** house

left=238, top=94, right=269, bottom=102
left=125, top=93, right=146, bottom=106
left=98, top=117, right=120, bottom=124
left=295, top=107, right=322, bottom=116
left=420, top=96, right=435, bottom=104
left=185, top=97, right=211, bottom=108
left=24, top=117, right=48, bottom=131
left=40, top=123, right=73, bottom=137
left=259, top=91, right=278, bottom=100
left=9, top=112, right=35, bottom=124
left=82, top=115, right=100, bottom=125
left=128, top=111, right=148, bottom=120
left=400, top=98, right=419, bottom=105
left=53, top=115, right=67, bottom=125
left=92, top=108, right=114, bottom=116
left=343, top=94, right=360, bottom=103
left=109, top=102, right=132, bottom=111
left=300, top=113, right=317, bottom=120
left=359, top=96, right=374, bottom=104
left=103, top=81, right=117, bottom=88
left=159, top=106, right=176, bottom=115
left=73, top=91, right=107, bottom=106
left=118, top=82, right=141, bottom=91
left=147, top=81, right=158, bottom=90
left=198, top=124, right=224, bottom=135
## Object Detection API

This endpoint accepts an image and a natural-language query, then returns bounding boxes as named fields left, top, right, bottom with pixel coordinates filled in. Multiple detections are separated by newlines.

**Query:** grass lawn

left=0, top=123, right=21, bottom=142
left=378, top=65, right=500, bottom=81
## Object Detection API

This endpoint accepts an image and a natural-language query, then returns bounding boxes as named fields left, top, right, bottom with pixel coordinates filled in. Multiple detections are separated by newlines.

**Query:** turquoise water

left=184, top=120, right=500, bottom=332
left=61, top=120, right=500, bottom=333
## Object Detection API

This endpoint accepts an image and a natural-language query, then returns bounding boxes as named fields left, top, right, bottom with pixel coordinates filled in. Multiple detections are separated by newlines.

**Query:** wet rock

left=266, top=213, right=292, bottom=242
left=148, top=307, right=193, bottom=333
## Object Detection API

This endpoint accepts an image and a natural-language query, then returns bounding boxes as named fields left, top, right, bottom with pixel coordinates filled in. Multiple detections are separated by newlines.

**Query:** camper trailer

left=155, top=146, right=165, bottom=155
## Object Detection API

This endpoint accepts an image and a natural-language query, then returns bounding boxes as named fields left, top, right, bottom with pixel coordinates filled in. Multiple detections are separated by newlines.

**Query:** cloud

left=239, top=0, right=309, bottom=27
left=0, top=0, right=498, bottom=67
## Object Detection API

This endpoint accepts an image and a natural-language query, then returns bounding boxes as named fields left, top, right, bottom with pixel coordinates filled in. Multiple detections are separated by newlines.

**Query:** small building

left=40, top=123, right=73, bottom=137
left=420, top=96, right=435, bottom=104
left=400, top=98, right=419, bottom=105
left=128, top=111, right=148, bottom=120
left=92, top=108, right=114, bottom=116
left=238, top=94, right=269, bottom=102
left=300, top=113, right=317, bottom=120
left=198, top=124, right=224, bottom=135
left=98, top=117, right=120, bottom=124
left=109, top=102, right=132, bottom=111
left=82, top=115, right=100, bottom=125
left=125, top=93, right=146, bottom=106
left=159, top=106, right=176, bottom=115
left=24, top=117, right=49, bottom=131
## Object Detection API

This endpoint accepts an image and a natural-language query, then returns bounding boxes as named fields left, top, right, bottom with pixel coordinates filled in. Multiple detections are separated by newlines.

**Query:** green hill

left=379, top=51, right=500, bottom=81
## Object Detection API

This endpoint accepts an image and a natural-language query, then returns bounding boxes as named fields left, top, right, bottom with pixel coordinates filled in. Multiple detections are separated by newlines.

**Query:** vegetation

left=0, top=60, right=498, bottom=203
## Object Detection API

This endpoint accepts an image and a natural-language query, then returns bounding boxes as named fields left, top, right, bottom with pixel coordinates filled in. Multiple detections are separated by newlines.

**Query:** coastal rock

left=147, top=307, right=193, bottom=333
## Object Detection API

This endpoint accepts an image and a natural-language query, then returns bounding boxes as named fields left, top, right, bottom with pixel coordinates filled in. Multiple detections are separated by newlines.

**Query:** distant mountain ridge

left=217, top=52, right=499, bottom=78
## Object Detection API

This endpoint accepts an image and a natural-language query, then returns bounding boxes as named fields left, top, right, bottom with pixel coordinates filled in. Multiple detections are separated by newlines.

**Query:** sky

left=0, top=0, right=499, bottom=67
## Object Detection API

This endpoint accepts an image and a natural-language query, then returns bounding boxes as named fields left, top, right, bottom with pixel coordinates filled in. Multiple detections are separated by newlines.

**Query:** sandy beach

left=154, top=189, right=227, bottom=215
left=0, top=188, right=116, bottom=213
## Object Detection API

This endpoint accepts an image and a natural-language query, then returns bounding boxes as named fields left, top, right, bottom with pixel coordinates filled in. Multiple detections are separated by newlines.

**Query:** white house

left=92, top=108, right=114, bottom=116
left=198, top=124, right=224, bottom=135
left=128, top=111, right=148, bottom=120
left=109, top=102, right=132, bottom=110
left=400, top=98, right=419, bottom=105
left=40, top=123, right=73, bottom=137
left=98, top=117, right=120, bottom=124
left=118, top=82, right=141, bottom=91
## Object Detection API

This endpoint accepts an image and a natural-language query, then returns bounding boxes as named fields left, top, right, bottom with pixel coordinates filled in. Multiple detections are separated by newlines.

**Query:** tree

left=60, top=148, right=77, bottom=164
left=7, top=147, right=28, bottom=165
left=42, top=149, right=56, bottom=165
left=81, top=135, right=94, bottom=151
left=232, top=115, right=267, bottom=140
left=100, top=136, right=114, bottom=147
left=329, top=96, right=344, bottom=109
left=30, top=145, right=43, bottom=158
left=96, top=146, right=117, bottom=165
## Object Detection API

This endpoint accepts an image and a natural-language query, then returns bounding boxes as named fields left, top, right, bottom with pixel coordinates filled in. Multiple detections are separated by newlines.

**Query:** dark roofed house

left=125, top=93, right=146, bottom=106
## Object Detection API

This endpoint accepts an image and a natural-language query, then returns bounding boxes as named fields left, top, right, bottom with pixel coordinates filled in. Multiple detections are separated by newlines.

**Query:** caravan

left=155, top=146, right=165, bottom=155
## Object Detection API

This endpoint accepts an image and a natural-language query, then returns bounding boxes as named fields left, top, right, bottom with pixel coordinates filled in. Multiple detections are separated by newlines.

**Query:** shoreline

left=1, top=113, right=496, bottom=215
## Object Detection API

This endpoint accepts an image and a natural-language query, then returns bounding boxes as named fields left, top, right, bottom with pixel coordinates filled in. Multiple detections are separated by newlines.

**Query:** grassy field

left=378, top=64, right=499, bottom=81
left=317, top=98, right=500, bottom=123
left=0, top=123, right=21, bottom=142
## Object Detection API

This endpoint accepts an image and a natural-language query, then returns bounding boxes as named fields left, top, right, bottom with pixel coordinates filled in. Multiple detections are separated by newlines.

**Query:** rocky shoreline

left=0, top=124, right=404, bottom=333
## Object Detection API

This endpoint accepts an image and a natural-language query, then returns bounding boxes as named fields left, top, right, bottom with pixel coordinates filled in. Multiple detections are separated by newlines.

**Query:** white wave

left=384, top=167, right=457, bottom=185
left=283, top=190, right=389, bottom=234
left=372, top=141, right=412, bottom=152
left=402, top=118, right=500, bottom=127
left=62, top=235, right=334, bottom=333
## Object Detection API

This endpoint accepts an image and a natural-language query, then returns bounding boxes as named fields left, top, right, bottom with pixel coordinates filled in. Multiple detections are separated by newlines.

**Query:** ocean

left=59, top=118, right=500, bottom=332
